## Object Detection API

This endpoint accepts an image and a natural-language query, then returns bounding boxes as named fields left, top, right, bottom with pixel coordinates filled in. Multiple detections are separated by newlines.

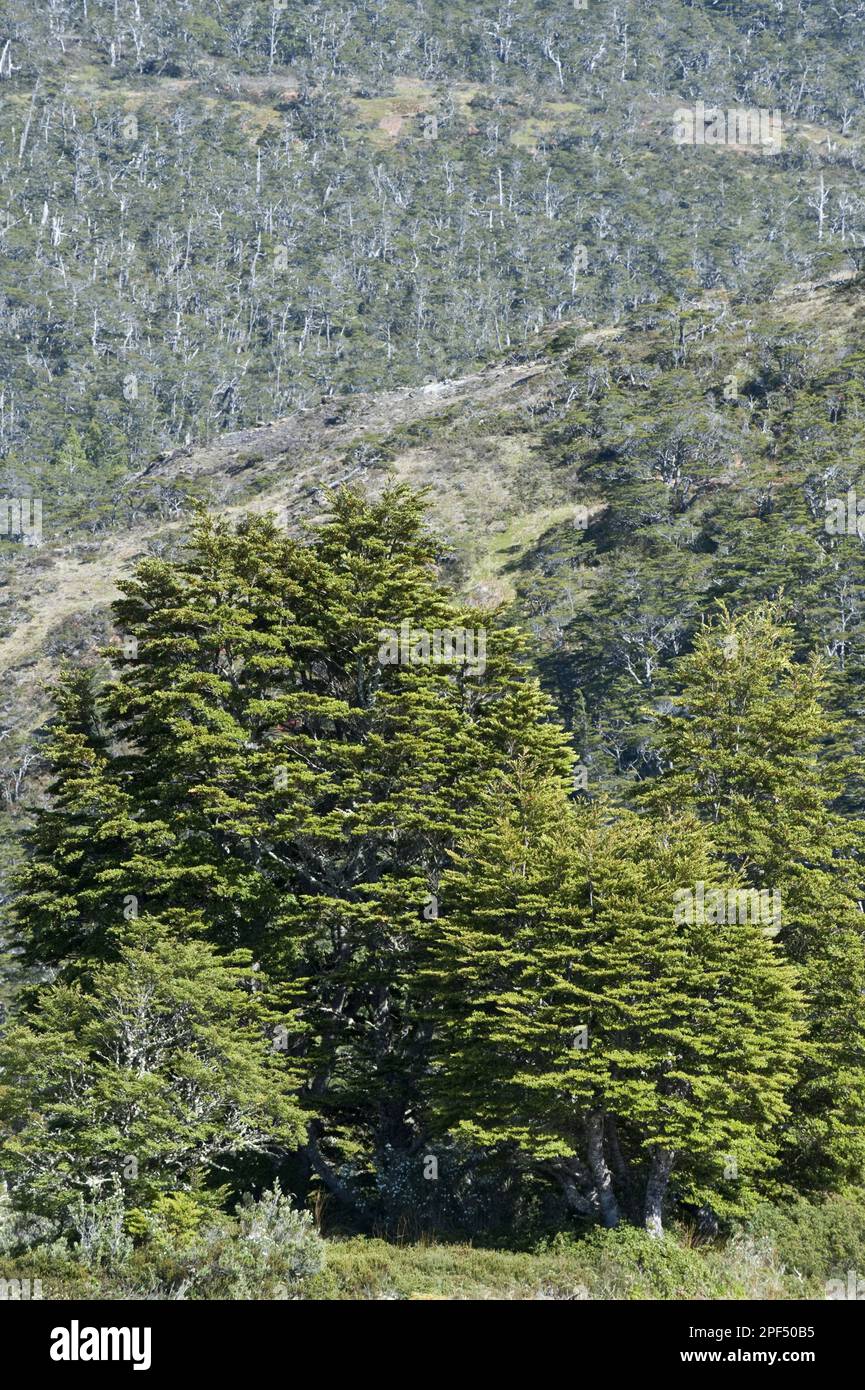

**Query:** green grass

left=8, top=1191, right=865, bottom=1300
left=299, top=1192, right=865, bottom=1299
left=465, top=504, right=584, bottom=602
left=299, top=1225, right=807, bottom=1301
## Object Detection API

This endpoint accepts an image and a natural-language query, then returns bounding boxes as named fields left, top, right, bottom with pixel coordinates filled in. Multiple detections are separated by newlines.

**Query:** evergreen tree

left=426, top=767, right=801, bottom=1234
left=38, top=427, right=126, bottom=535
left=639, top=604, right=865, bottom=1190
left=0, top=929, right=304, bottom=1218
left=12, top=488, right=572, bottom=1202
left=11, top=667, right=179, bottom=974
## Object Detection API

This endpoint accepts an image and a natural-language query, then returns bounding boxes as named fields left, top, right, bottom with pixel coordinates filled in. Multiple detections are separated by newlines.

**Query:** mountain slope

left=2, top=265, right=865, bottom=802
left=2, top=0, right=865, bottom=484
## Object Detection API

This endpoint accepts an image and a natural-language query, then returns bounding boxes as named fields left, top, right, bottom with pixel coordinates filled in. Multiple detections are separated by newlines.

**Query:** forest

left=2, top=0, right=865, bottom=1309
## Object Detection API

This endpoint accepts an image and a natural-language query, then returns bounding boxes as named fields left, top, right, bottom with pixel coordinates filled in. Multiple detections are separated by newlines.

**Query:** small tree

left=0, top=931, right=304, bottom=1219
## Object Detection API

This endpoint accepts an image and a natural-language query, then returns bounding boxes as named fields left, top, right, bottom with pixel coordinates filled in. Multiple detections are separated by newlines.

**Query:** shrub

left=69, top=1185, right=133, bottom=1272
left=123, top=1183, right=325, bottom=1300
left=747, top=1189, right=865, bottom=1291
left=125, top=1188, right=230, bottom=1252
left=572, top=1225, right=727, bottom=1300
left=0, top=1185, right=58, bottom=1256
left=232, top=1184, right=326, bottom=1289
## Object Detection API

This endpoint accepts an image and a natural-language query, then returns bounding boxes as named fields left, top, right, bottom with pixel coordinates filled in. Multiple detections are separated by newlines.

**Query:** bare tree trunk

left=586, top=1112, right=621, bottom=1228
left=644, top=1147, right=675, bottom=1238
left=696, top=1204, right=719, bottom=1239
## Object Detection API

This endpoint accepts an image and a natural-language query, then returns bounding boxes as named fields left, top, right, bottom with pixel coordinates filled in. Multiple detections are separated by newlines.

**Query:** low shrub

left=69, top=1185, right=133, bottom=1272
left=123, top=1182, right=325, bottom=1300
left=747, top=1189, right=865, bottom=1293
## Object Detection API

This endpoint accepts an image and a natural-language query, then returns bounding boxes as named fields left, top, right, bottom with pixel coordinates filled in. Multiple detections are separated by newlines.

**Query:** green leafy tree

left=36, top=427, right=126, bottom=536
left=426, top=767, right=801, bottom=1235
left=12, top=488, right=572, bottom=1203
left=0, top=931, right=304, bottom=1219
left=640, top=605, right=865, bottom=1190
left=11, top=668, right=180, bottom=974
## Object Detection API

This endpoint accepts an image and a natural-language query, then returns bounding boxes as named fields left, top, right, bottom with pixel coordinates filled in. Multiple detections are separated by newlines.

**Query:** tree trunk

left=605, top=1115, right=636, bottom=1218
left=644, top=1147, right=675, bottom=1238
left=586, top=1111, right=621, bottom=1228
left=541, top=1157, right=595, bottom=1218
left=304, top=1124, right=359, bottom=1213
left=696, top=1204, right=719, bottom=1240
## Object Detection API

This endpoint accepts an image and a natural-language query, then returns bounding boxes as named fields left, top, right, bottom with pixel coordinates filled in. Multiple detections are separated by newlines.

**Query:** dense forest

left=2, top=1, right=865, bottom=1307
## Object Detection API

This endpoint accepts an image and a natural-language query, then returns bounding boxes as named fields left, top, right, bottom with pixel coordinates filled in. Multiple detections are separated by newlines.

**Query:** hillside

left=2, top=0, right=865, bottom=485
left=4, top=2, right=865, bottom=1321
left=4, top=0, right=865, bottom=802
left=3, top=263, right=865, bottom=810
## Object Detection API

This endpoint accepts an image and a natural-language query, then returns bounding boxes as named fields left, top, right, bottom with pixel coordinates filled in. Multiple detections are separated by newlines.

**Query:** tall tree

left=639, top=604, right=865, bottom=1190
left=426, top=766, right=801, bottom=1234
left=11, top=667, right=179, bottom=975
left=12, top=488, right=573, bottom=1203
